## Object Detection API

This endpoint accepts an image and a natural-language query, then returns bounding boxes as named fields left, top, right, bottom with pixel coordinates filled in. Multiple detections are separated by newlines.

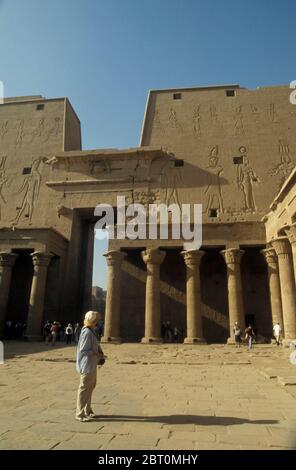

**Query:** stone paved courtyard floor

left=0, top=341, right=296, bottom=450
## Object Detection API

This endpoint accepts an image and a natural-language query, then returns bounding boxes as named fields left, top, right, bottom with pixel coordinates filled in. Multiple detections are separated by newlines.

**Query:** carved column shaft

left=221, top=248, right=245, bottom=343
left=26, top=252, right=52, bottom=339
left=261, top=248, right=284, bottom=330
left=284, top=224, right=296, bottom=286
left=272, top=237, right=296, bottom=340
left=101, top=251, right=126, bottom=343
left=141, top=249, right=165, bottom=343
left=0, top=253, right=18, bottom=337
left=182, top=250, right=205, bottom=344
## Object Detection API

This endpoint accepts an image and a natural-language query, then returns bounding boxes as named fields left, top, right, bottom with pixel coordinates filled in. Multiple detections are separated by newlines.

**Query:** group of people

left=4, top=320, right=26, bottom=339
left=233, top=323, right=256, bottom=349
left=233, top=322, right=283, bottom=349
left=43, top=319, right=105, bottom=346
left=161, top=321, right=183, bottom=343
left=43, top=321, right=81, bottom=346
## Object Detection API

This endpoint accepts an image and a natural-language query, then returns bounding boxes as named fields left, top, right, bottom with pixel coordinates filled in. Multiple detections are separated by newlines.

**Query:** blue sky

left=0, top=0, right=294, bottom=288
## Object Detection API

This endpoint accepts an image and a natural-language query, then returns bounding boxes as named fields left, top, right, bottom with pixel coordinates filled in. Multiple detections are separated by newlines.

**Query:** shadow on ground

left=90, top=415, right=278, bottom=426
left=3, top=341, right=71, bottom=359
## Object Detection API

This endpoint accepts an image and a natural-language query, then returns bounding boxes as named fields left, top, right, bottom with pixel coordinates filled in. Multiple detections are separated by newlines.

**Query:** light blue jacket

left=76, top=327, right=100, bottom=374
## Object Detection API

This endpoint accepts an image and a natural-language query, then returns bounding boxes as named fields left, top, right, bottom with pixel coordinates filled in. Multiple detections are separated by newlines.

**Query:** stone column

left=284, top=223, right=296, bottom=286
left=141, top=248, right=166, bottom=344
left=101, top=250, right=126, bottom=343
left=221, top=248, right=245, bottom=343
left=0, top=253, right=18, bottom=337
left=181, top=250, right=205, bottom=344
left=26, top=252, right=53, bottom=340
left=271, top=237, right=296, bottom=342
left=261, top=248, right=284, bottom=331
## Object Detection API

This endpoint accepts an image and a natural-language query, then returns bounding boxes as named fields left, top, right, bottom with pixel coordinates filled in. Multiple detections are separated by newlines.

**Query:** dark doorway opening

left=160, top=248, right=186, bottom=343
left=6, top=249, right=34, bottom=332
left=200, top=248, right=228, bottom=343
left=241, top=246, right=272, bottom=341
left=120, top=248, right=146, bottom=341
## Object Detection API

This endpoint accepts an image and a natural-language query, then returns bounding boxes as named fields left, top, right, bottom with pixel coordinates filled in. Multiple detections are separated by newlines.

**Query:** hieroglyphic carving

left=210, top=105, right=218, bottom=124
left=29, top=118, right=45, bottom=142
left=270, top=139, right=294, bottom=183
left=134, top=158, right=153, bottom=183
left=44, top=117, right=62, bottom=141
left=12, top=157, right=44, bottom=224
left=151, top=109, right=164, bottom=133
left=0, top=120, right=9, bottom=140
left=89, top=159, right=111, bottom=175
left=209, top=105, right=224, bottom=134
left=160, top=159, right=182, bottom=206
left=15, top=120, right=25, bottom=146
left=0, top=156, right=8, bottom=219
left=204, top=146, right=224, bottom=214
left=250, top=104, right=260, bottom=122
left=233, top=105, right=244, bottom=136
left=193, top=105, right=201, bottom=137
left=132, top=190, right=160, bottom=206
left=269, top=104, right=279, bottom=123
left=236, top=146, right=260, bottom=212
left=168, top=108, right=182, bottom=132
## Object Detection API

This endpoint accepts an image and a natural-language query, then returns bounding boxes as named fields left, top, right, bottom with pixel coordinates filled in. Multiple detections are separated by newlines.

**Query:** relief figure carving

left=0, top=120, right=9, bottom=140
left=233, top=105, right=244, bottom=136
left=236, top=147, right=260, bottom=212
left=168, top=108, right=182, bottom=132
left=270, top=139, right=294, bottom=183
left=29, top=118, right=46, bottom=142
left=193, top=105, right=201, bottom=137
left=204, top=146, right=224, bottom=214
left=12, top=157, right=44, bottom=224
left=269, top=104, right=279, bottom=123
left=160, top=159, right=182, bottom=206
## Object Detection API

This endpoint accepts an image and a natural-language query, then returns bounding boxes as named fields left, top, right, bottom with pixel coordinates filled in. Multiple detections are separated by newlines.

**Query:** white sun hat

left=84, top=311, right=99, bottom=324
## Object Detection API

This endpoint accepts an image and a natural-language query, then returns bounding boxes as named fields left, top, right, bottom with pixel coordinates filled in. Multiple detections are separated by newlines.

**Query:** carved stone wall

left=141, top=85, right=295, bottom=223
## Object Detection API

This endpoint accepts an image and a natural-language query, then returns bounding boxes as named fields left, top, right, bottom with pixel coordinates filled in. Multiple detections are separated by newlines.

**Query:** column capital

left=103, top=250, right=126, bottom=267
left=221, top=248, right=244, bottom=265
left=284, top=223, right=296, bottom=245
left=141, top=248, right=165, bottom=266
left=271, top=237, right=292, bottom=257
left=261, top=248, right=278, bottom=266
left=0, top=252, right=18, bottom=268
left=31, top=252, right=53, bottom=267
left=181, top=249, right=205, bottom=267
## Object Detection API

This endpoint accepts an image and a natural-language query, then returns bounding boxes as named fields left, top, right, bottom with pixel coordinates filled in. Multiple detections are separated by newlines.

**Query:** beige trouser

left=76, top=369, right=97, bottom=418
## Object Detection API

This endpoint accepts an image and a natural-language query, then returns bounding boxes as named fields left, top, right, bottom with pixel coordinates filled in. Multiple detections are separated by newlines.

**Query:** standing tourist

left=76, top=311, right=105, bottom=422
left=65, top=323, right=73, bottom=345
left=273, top=323, right=282, bottom=346
left=50, top=322, right=59, bottom=346
left=245, top=324, right=255, bottom=350
left=233, top=322, right=242, bottom=348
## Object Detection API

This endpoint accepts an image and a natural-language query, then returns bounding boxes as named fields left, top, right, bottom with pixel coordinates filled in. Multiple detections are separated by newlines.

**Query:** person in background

left=65, top=323, right=73, bottom=345
left=273, top=322, right=282, bottom=346
left=233, top=322, right=242, bottom=348
left=44, top=321, right=52, bottom=344
left=50, top=321, right=59, bottom=346
left=166, top=321, right=173, bottom=343
left=76, top=311, right=105, bottom=422
left=245, top=324, right=255, bottom=350
left=173, top=326, right=180, bottom=343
